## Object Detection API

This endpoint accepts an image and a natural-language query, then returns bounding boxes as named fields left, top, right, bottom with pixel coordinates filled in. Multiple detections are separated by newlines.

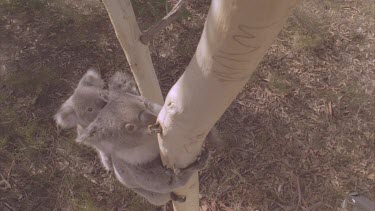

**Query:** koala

left=54, top=70, right=108, bottom=133
left=55, top=71, right=213, bottom=206
left=54, top=70, right=112, bottom=168
left=76, top=92, right=211, bottom=206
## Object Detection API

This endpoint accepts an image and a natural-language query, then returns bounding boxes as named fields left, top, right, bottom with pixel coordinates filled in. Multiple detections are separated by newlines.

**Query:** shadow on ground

left=0, top=0, right=374, bottom=210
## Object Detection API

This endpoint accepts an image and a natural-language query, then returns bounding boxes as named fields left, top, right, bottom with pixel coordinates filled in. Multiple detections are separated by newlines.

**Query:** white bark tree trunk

left=102, top=0, right=298, bottom=210
left=157, top=0, right=298, bottom=210
left=102, top=0, right=163, bottom=105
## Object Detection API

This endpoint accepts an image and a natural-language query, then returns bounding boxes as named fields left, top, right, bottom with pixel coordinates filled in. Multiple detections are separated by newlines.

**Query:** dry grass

left=0, top=0, right=374, bottom=210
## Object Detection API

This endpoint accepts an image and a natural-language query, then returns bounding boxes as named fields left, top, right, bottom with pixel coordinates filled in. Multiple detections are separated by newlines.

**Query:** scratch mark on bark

left=218, top=48, right=260, bottom=56
left=212, top=55, right=249, bottom=71
left=212, top=21, right=280, bottom=81
left=213, top=71, right=251, bottom=82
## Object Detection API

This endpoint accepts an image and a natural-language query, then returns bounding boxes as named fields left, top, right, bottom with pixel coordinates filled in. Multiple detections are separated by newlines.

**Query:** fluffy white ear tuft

left=54, top=97, right=78, bottom=128
left=86, top=69, right=101, bottom=79
left=79, top=69, right=104, bottom=88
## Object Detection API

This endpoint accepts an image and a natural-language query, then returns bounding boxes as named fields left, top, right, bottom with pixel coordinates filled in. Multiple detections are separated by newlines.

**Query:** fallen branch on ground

left=140, top=0, right=190, bottom=45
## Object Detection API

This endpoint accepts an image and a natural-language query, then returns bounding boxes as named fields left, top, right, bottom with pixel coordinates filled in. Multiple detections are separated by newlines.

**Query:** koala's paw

left=170, top=192, right=186, bottom=203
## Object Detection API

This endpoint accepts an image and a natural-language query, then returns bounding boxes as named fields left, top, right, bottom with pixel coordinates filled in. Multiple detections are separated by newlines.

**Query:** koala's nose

left=139, top=110, right=157, bottom=126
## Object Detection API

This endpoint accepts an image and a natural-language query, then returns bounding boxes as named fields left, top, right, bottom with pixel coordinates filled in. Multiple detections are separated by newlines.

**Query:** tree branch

left=102, top=0, right=163, bottom=105
left=140, top=0, right=190, bottom=45
left=156, top=1, right=298, bottom=210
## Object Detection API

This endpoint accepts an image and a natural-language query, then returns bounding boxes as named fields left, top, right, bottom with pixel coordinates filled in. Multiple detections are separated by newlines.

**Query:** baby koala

left=55, top=70, right=211, bottom=206
left=54, top=69, right=108, bottom=135
left=54, top=70, right=113, bottom=168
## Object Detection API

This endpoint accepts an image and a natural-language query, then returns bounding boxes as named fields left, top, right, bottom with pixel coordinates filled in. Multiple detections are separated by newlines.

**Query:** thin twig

left=295, top=174, right=302, bottom=211
left=7, top=160, right=15, bottom=180
left=4, top=203, right=15, bottom=211
left=140, top=0, right=190, bottom=45
left=0, top=174, right=11, bottom=190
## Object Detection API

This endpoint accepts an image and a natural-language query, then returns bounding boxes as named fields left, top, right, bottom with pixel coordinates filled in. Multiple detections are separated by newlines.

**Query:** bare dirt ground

left=0, top=0, right=374, bottom=210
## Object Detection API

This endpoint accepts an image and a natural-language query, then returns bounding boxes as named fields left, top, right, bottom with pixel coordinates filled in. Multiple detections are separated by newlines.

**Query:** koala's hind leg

left=132, top=188, right=171, bottom=206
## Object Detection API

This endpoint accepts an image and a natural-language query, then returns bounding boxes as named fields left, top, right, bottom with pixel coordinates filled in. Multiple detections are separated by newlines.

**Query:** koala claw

left=148, top=123, right=162, bottom=134
left=173, top=168, right=181, bottom=175
left=148, top=122, right=163, bottom=134
left=170, top=192, right=186, bottom=203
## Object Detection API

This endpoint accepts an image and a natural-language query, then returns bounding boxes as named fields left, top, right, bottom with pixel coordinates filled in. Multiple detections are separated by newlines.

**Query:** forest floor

left=0, top=0, right=374, bottom=210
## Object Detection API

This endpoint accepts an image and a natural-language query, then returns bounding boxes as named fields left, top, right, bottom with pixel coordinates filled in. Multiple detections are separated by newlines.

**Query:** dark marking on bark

left=233, top=34, right=256, bottom=47
left=212, top=55, right=248, bottom=71
left=232, top=36, right=258, bottom=48
left=218, top=48, right=260, bottom=56
left=213, top=55, right=249, bottom=63
left=211, top=22, right=279, bottom=82
left=240, top=22, right=277, bottom=30
left=213, top=70, right=251, bottom=82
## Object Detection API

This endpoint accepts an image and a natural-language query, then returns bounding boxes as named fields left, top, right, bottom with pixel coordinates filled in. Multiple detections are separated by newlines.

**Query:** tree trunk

left=102, top=0, right=163, bottom=105
left=157, top=0, right=298, bottom=210
left=102, top=0, right=298, bottom=210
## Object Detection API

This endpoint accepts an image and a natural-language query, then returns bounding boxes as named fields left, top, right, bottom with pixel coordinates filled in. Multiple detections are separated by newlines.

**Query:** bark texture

left=102, top=0, right=163, bottom=105
left=157, top=0, right=298, bottom=210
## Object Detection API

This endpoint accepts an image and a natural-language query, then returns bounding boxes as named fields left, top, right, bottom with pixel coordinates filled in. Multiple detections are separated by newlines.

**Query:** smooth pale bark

left=157, top=0, right=298, bottom=210
left=102, top=0, right=163, bottom=105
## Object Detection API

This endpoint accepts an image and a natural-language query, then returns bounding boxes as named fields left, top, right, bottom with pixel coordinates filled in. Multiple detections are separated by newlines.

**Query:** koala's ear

left=78, top=69, right=105, bottom=88
left=109, top=71, right=139, bottom=95
left=54, top=97, right=78, bottom=128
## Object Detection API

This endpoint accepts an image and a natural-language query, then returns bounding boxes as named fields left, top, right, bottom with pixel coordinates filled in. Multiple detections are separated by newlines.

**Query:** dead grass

left=0, top=0, right=374, bottom=210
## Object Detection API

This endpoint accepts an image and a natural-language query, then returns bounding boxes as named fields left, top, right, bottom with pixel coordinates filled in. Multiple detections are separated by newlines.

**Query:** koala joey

left=54, top=70, right=108, bottom=135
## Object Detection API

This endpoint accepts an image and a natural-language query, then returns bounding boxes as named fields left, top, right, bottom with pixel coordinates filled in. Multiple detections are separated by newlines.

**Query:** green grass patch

left=62, top=174, right=103, bottom=211
left=0, top=0, right=48, bottom=11
left=292, top=33, right=325, bottom=51
left=268, top=74, right=292, bottom=95
left=5, top=66, right=57, bottom=97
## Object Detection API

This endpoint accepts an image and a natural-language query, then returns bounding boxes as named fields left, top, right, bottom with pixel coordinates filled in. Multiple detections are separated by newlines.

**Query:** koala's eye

left=125, top=124, right=137, bottom=133
left=87, top=107, right=93, bottom=112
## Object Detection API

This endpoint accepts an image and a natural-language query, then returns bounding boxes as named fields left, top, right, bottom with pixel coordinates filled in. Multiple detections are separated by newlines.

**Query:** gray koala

left=55, top=71, right=211, bottom=206
left=54, top=69, right=108, bottom=134
left=76, top=91, right=210, bottom=206
left=54, top=70, right=113, bottom=168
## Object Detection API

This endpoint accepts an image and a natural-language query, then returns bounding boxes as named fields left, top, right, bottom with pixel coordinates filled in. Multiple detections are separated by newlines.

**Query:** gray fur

left=54, top=69, right=108, bottom=130
left=76, top=92, right=210, bottom=205
left=55, top=71, right=212, bottom=206
left=108, top=71, right=139, bottom=97
left=54, top=70, right=111, bottom=169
